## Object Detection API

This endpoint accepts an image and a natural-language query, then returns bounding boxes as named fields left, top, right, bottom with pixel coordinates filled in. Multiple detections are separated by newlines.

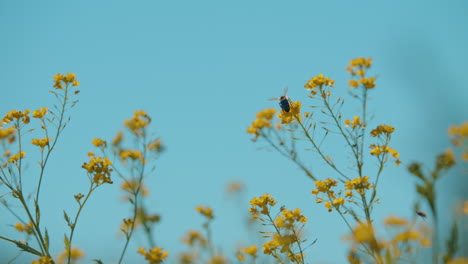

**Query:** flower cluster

left=148, top=138, right=164, bottom=152
left=346, top=57, right=376, bottom=89
left=237, top=245, right=258, bottom=262
left=304, top=73, right=335, bottom=92
left=275, top=208, right=307, bottom=229
left=7, top=151, right=26, bottom=164
left=137, top=247, right=169, bottom=264
left=121, top=180, right=150, bottom=198
left=2, top=109, right=30, bottom=124
left=124, top=110, right=151, bottom=136
left=31, top=256, right=52, bottom=264
left=311, top=179, right=347, bottom=212
left=246, top=108, right=276, bottom=139
left=0, top=126, right=15, bottom=143
left=31, top=137, right=52, bottom=150
left=277, top=101, right=301, bottom=124
left=435, top=148, right=456, bottom=170
left=181, top=230, right=208, bottom=247
left=249, top=194, right=277, bottom=218
left=52, top=72, right=80, bottom=89
left=57, top=247, right=85, bottom=264
left=344, top=116, right=363, bottom=129
left=448, top=121, right=468, bottom=161
left=345, top=176, right=373, bottom=196
left=81, top=154, right=113, bottom=184
left=32, top=107, right=48, bottom=119
left=14, top=222, right=34, bottom=234
left=370, top=144, right=401, bottom=166
left=370, top=124, right=395, bottom=137
left=119, top=149, right=145, bottom=164
left=196, top=205, right=214, bottom=220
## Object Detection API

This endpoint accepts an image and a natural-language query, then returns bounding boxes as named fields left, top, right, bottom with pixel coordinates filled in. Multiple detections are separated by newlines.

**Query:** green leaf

left=15, top=241, right=42, bottom=256
left=64, top=234, right=70, bottom=249
left=443, top=221, right=459, bottom=263
left=44, top=228, right=50, bottom=251
left=92, top=259, right=104, bottom=264
left=34, top=200, right=41, bottom=225
left=63, top=210, right=71, bottom=225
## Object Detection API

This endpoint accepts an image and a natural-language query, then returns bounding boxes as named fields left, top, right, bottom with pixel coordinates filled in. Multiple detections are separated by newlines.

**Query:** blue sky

left=1, top=0, right=467, bottom=263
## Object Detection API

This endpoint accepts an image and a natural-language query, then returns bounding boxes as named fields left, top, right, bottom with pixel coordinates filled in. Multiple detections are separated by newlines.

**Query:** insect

left=416, top=210, right=427, bottom=218
left=269, top=87, right=292, bottom=112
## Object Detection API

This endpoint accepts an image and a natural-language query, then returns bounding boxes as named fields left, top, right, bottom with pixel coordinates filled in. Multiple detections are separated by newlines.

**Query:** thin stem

left=67, top=184, right=96, bottom=264
left=117, top=135, right=148, bottom=264
left=260, top=130, right=316, bottom=181
left=36, top=83, right=70, bottom=204
left=296, top=116, right=349, bottom=180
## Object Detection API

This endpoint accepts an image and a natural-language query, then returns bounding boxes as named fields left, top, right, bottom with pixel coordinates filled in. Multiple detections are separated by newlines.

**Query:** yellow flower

left=124, top=110, right=151, bottom=135
left=447, top=257, right=468, bottom=264
left=181, top=230, right=207, bottom=247
left=57, top=247, right=85, bottom=264
left=346, top=57, right=373, bottom=75
left=14, top=222, right=34, bottom=234
left=81, top=156, right=113, bottom=184
left=112, top=131, right=123, bottom=146
left=92, top=138, right=107, bottom=147
left=8, top=151, right=26, bottom=163
left=2, top=110, right=30, bottom=124
left=384, top=216, right=409, bottom=226
left=121, top=180, right=149, bottom=196
left=226, top=181, right=243, bottom=194
left=119, top=150, right=145, bottom=164
left=53, top=73, right=80, bottom=89
left=247, top=108, right=276, bottom=139
left=31, top=256, right=53, bottom=264
left=31, top=138, right=52, bottom=150
left=369, top=144, right=401, bottom=166
left=207, top=255, right=227, bottom=264
left=241, top=245, right=258, bottom=258
left=345, top=176, right=373, bottom=195
left=277, top=101, right=301, bottom=124
left=178, top=252, right=195, bottom=264
left=138, top=247, right=169, bottom=264
left=344, top=116, right=363, bottom=129
left=435, top=148, right=456, bottom=169
left=360, top=77, right=376, bottom=89
left=370, top=124, right=395, bottom=137
left=348, top=79, right=360, bottom=88
left=275, top=208, right=307, bottom=229
left=0, top=126, right=15, bottom=140
left=32, top=107, right=48, bottom=119
left=147, top=138, right=164, bottom=152
left=249, top=194, right=277, bottom=217
left=196, top=205, right=214, bottom=219
left=304, top=73, right=335, bottom=90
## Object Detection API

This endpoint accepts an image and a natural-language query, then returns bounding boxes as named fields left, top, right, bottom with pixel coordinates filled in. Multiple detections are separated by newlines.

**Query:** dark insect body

left=279, top=95, right=291, bottom=112
left=416, top=210, right=427, bottom=218
left=269, top=87, right=292, bottom=112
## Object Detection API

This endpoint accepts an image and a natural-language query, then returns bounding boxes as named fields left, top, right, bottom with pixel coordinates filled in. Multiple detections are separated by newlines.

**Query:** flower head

left=277, top=101, right=301, bottom=124
left=138, top=247, right=169, bottom=264
left=304, top=74, right=335, bottom=90
left=247, top=108, right=276, bottom=139
left=196, top=205, right=214, bottom=219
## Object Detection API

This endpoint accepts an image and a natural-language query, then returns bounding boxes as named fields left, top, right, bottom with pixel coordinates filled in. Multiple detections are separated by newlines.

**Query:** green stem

left=117, top=136, right=148, bottom=264
left=67, top=184, right=96, bottom=264
left=36, top=83, right=70, bottom=204
left=296, top=116, right=349, bottom=180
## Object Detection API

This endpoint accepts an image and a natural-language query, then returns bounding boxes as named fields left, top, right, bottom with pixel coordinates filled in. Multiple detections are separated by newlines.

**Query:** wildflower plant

left=246, top=58, right=442, bottom=263
left=0, top=73, right=169, bottom=264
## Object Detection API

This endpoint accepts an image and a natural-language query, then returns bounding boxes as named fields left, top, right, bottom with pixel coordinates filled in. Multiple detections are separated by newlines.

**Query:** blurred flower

left=138, top=247, right=169, bottom=264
